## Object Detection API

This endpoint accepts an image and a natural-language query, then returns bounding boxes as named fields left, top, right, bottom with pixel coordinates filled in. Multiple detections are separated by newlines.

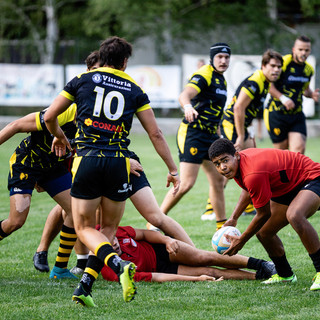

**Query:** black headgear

left=210, top=43, right=231, bottom=65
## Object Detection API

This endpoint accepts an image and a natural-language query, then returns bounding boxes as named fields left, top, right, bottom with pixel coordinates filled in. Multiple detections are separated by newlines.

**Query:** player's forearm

left=148, top=130, right=178, bottom=174
left=151, top=273, right=208, bottom=282
left=234, top=108, right=246, bottom=139
left=269, top=83, right=283, bottom=100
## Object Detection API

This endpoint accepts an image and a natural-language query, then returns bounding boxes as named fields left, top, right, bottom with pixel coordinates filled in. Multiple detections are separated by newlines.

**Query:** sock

left=95, top=242, right=122, bottom=274
left=216, top=219, right=227, bottom=230
left=54, top=224, right=77, bottom=269
left=76, top=254, right=89, bottom=270
left=0, top=220, right=9, bottom=241
left=270, top=254, right=293, bottom=278
left=247, top=257, right=263, bottom=270
left=309, top=248, right=320, bottom=273
left=80, top=255, right=104, bottom=293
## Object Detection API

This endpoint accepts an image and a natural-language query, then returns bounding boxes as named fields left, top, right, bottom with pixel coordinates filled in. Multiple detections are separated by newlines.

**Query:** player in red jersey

left=100, top=226, right=276, bottom=282
left=209, top=138, right=320, bottom=291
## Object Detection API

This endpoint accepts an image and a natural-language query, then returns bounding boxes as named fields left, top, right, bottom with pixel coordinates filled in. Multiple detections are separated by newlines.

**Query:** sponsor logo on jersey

left=102, top=75, right=131, bottom=88
left=118, top=183, right=132, bottom=193
left=84, top=118, right=123, bottom=132
left=287, top=75, right=309, bottom=82
left=216, top=88, right=227, bottom=96
left=92, top=73, right=102, bottom=83
left=190, top=76, right=200, bottom=84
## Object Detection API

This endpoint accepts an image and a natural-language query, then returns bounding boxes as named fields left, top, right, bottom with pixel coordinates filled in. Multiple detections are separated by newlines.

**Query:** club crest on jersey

left=190, top=147, right=198, bottom=155
left=20, top=173, right=28, bottom=180
left=92, top=73, right=102, bottom=83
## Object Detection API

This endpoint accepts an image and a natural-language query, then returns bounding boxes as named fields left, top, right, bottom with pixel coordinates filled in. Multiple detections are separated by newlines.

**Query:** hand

left=52, top=136, right=71, bottom=157
left=234, top=137, right=244, bottom=151
left=34, top=183, right=45, bottom=193
left=184, top=106, right=198, bottom=123
left=312, top=88, right=319, bottom=103
left=282, top=98, right=295, bottom=111
left=166, top=173, right=180, bottom=196
left=129, top=158, right=143, bottom=177
left=223, top=234, right=244, bottom=256
left=198, top=275, right=224, bottom=282
left=165, top=238, right=179, bottom=255
left=223, top=217, right=237, bottom=227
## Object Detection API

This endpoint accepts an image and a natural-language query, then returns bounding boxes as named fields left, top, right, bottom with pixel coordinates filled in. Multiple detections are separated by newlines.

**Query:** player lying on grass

left=209, top=138, right=320, bottom=291
left=33, top=153, right=194, bottom=274
left=72, top=225, right=276, bottom=307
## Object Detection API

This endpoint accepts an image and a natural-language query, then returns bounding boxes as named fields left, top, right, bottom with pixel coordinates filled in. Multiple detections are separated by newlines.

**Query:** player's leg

left=202, top=159, right=226, bottom=229
left=168, top=239, right=274, bottom=279
left=287, top=112, right=307, bottom=154
left=0, top=194, right=31, bottom=240
left=177, top=265, right=256, bottom=280
left=33, top=204, right=64, bottom=272
left=160, top=162, right=200, bottom=214
left=130, top=186, right=194, bottom=246
left=256, top=201, right=297, bottom=283
left=72, top=157, right=136, bottom=304
left=263, top=107, right=289, bottom=150
left=286, top=186, right=320, bottom=290
left=288, top=132, right=306, bottom=154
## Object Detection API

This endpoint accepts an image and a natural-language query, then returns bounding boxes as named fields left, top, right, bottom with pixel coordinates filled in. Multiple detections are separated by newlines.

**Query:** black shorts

left=71, top=156, right=131, bottom=201
left=220, top=119, right=249, bottom=144
left=271, top=177, right=320, bottom=209
left=151, top=243, right=179, bottom=274
left=264, top=109, right=306, bottom=143
left=177, top=123, right=219, bottom=164
left=128, top=153, right=150, bottom=197
left=8, top=160, right=71, bottom=197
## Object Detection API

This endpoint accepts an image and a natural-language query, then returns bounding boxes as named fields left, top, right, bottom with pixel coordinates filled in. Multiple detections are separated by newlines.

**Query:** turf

left=0, top=132, right=320, bottom=319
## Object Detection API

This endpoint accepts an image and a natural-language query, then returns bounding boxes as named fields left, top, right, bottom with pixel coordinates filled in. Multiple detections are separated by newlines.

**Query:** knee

left=286, top=211, right=304, bottom=232
left=179, top=181, right=194, bottom=194
left=6, top=219, right=25, bottom=233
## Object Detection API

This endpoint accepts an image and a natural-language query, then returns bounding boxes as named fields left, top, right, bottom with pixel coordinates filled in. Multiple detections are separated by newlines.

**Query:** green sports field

left=0, top=132, right=320, bottom=320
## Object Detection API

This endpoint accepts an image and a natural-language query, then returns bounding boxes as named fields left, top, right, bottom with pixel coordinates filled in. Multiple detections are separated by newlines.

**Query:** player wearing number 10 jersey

left=62, top=66, right=150, bottom=158
left=44, top=36, right=180, bottom=305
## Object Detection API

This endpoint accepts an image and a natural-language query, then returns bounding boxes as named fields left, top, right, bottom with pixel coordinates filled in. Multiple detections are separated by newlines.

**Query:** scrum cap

left=210, top=43, right=231, bottom=62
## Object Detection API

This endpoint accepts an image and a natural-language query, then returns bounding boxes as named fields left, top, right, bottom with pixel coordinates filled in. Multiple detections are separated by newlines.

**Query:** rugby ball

left=211, top=226, right=241, bottom=254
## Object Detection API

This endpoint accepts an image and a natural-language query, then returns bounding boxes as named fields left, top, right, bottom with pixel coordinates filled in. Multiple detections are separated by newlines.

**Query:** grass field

left=1, top=132, right=320, bottom=320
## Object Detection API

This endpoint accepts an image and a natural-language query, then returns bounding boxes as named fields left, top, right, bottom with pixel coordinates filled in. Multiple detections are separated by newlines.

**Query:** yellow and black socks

left=54, top=224, right=77, bottom=269
left=95, top=242, right=122, bottom=274
left=216, top=219, right=227, bottom=230
left=80, top=255, right=104, bottom=293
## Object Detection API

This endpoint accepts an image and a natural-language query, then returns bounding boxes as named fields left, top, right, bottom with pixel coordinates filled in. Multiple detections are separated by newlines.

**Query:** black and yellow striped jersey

left=13, top=105, right=77, bottom=170
left=222, top=69, right=270, bottom=128
left=267, top=54, right=314, bottom=113
left=185, top=64, right=227, bottom=134
left=61, top=67, right=151, bottom=157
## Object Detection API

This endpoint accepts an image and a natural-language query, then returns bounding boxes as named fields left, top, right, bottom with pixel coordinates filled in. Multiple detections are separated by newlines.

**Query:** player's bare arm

left=0, top=112, right=38, bottom=145
left=224, top=190, right=252, bottom=227
left=269, top=83, right=295, bottom=110
left=179, top=86, right=199, bottom=123
left=136, top=108, right=180, bottom=195
left=304, top=86, right=320, bottom=102
left=224, top=202, right=272, bottom=256
left=233, top=90, right=253, bottom=151
left=134, top=228, right=180, bottom=255
left=44, top=95, right=73, bottom=156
